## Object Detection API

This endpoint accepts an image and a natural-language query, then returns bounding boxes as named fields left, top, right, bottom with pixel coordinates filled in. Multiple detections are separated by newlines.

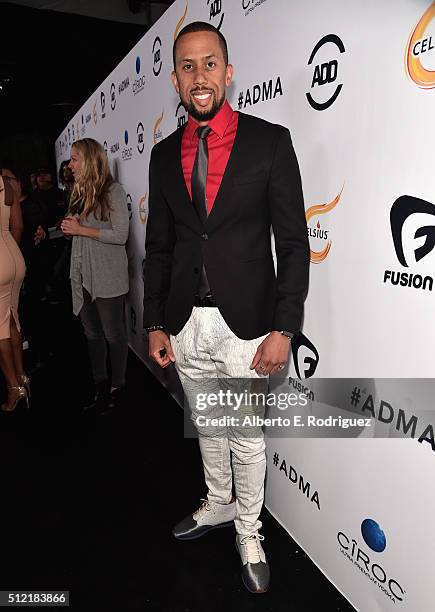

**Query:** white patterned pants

left=171, top=307, right=268, bottom=536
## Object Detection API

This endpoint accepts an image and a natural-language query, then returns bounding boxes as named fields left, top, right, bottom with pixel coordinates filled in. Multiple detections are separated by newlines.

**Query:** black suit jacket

left=143, top=112, right=309, bottom=340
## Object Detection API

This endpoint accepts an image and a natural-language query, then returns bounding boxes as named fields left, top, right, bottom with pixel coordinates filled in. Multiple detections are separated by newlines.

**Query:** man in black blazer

left=143, top=21, right=309, bottom=593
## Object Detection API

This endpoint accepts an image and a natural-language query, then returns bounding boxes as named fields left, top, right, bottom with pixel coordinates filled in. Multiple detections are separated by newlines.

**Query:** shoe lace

left=240, top=534, right=265, bottom=564
left=193, top=499, right=211, bottom=521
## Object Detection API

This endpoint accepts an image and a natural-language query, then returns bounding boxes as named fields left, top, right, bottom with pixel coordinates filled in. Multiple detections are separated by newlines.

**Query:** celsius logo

left=174, top=3, right=188, bottom=41
left=176, top=101, right=187, bottom=129
left=92, top=100, right=98, bottom=125
left=122, top=130, right=133, bottom=161
left=337, top=523, right=405, bottom=603
left=405, top=3, right=435, bottom=89
left=110, top=83, right=116, bottom=110
left=139, top=193, right=148, bottom=224
left=237, top=76, right=283, bottom=109
left=208, top=0, right=224, bottom=30
left=118, top=76, right=130, bottom=95
left=137, top=122, right=144, bottom=154
left=384, top=195, right=434, bottom=292
left=306, top=187, right=343, bottom=264
left=133, top=56, right=146, bottom=95
left=100, top=91, right=106, bottom=118
left=291, top=333, right=319, bottom=379
left=242, top=0, right=269, bottom=17
left=361, top=519, right=386, bottom=553
left=307, top=34, right=345, bottom=111
left=152, top=36, right=162, bottom=76
left=154, top=111, right=164, bottom=144
left=126, top=193, right=132, bottom=221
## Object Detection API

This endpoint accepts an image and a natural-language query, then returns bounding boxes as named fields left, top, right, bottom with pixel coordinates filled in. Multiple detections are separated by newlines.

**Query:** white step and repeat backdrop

left=56, top=1, right=435, bottom=610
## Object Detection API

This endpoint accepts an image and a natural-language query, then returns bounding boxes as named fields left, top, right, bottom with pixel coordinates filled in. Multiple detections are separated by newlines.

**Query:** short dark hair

left=173, top=21, right=229, bottom=69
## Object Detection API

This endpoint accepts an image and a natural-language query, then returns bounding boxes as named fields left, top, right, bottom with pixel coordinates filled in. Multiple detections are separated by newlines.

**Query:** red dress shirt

left=181, top=100, right=239, bottom=214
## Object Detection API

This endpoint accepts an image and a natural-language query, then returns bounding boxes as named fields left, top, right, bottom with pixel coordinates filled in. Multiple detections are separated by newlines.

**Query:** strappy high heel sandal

left=18, top=374, right=31, bottom=399
left=1, top=386, right=29, bottom=412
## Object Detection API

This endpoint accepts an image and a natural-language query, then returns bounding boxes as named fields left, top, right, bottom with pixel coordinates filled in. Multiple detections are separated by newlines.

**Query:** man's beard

left=182, top=89, right=225, bottom=122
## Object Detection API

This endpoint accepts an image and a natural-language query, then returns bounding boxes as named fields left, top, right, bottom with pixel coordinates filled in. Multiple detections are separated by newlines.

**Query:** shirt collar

left=185, top=99, right=234, bottom=142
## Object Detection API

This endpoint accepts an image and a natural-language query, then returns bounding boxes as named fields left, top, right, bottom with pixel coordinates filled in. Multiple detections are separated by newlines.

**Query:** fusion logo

left=118, top=76, right=130, bottom=95
left=110, top=141, right=120, bottom=155
left=307, top=34, right=345, bottom=111
left=306, top=186, right=343, bottom=264
left=100, top=91, right=106, bottom=119
left=207, top=0, right=224, bottom=31
left=130, top=306, right=137, bottom=335
left=92, top=99, right=98, bottom=125
left=122, top=130, right=133, bottom=161
left=242, top=0, right=270, bottom=17
left=139, top=193, right=148, bottom=224
left=384, top=195, right=434, bottom=292
left=152, top=36, right=162, bottom=77
left=405, top=3, right=435, bottom=89
left=110, top=83, right=116, bottom=111
left=337, top=520, right=405, bottom=603
left=175, top=101, right=187, bottom=129
left=137, top=122, right=145, bottom=154
left=291, top=333, right=319, bottom=379
left=126, top=193, right=132, bottom=221
left=154, top=111, right=164, bottom=144
left=174, top=3, right=188, bottom=41
left=237, top=76, right=283, bottom=109
left=133, top=56, right=146, bottom=95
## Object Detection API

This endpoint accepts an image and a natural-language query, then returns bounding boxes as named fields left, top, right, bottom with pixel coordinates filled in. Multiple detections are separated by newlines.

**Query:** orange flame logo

left=305, top=186, right=343, bottom=264
left=405, top=3, right=435, bottom=89
left=139, top=193, right=148, bottom=224
left=153, top=111, right=164, bottom=144
left=174, top=3, right=188, bottom=41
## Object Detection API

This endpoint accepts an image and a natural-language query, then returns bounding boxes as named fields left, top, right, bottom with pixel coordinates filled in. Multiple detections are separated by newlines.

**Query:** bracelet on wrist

left=145, top=325, right=164, bottom=333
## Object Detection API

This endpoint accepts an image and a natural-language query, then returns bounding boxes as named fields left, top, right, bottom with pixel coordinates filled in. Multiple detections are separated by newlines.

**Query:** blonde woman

left=61, top=138, right=129, bottom=411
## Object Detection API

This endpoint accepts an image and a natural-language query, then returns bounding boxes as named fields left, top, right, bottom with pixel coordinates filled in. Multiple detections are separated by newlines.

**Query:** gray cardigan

left=70, top=182, right=129, bottom=315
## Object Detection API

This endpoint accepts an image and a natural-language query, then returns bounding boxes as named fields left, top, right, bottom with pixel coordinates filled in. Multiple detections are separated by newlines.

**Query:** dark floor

left=0, top=302, right=355, bottom=612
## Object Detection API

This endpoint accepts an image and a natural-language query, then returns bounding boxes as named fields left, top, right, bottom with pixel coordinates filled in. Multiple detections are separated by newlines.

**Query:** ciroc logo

left=307, top=34, right=345, bottom=111
left=384, top=195, right=434, bottom=292
left=291, top=333, right=319, bottom=379
left=100, top=91, right=106, bottom=119
left=152, top=36, right=162, bottom=76
left=405, top=3, right=435, bottom=89
left=306, top=186, right=343, bottom=264
left=133, top=56, right=146, bottom=95
left=110, top=83, right=116, bottom=110
left=122, top=129, right=133, bottom=161
left=137, top=121, right=145, bottom=154
left=337, top=520, right=405, bottom=603
left=175, top=102, right=187, bottom=129
left=237, top=76, right=283, bottom=109
left=208, top=0, right=224, bottom=30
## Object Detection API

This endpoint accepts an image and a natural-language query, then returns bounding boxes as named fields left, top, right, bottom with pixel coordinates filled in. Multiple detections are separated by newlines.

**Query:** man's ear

left=225, top=64, right=234, bottom=87
left=171, top=70, right=180, bottom=93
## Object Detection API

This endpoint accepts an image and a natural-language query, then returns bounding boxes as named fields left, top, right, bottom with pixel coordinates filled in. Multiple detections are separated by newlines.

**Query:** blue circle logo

left=136, top=56, right=141, bottom=75
left=361, top=519, right=386, bottom=553
left=124, top=130, right=129, bottom=145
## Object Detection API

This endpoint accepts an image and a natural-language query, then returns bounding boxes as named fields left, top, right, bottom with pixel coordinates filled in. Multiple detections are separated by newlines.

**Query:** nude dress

left=0, top=176, right=26, bottom=339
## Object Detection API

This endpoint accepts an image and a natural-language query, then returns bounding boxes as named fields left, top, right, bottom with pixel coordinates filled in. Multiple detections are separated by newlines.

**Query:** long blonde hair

left=69, top=138, right=113, bottom=220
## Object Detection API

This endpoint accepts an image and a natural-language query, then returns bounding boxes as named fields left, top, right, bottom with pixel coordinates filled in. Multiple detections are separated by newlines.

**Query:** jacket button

left=201, top=233, right=208, bottom=240
left=193, top=267, right=199, bottom=274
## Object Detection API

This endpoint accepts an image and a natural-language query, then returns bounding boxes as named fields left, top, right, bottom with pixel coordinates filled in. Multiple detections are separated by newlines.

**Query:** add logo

left=126, top=193, right=132, bottom=221
left=208, top=0, right=224, bottom=31
left=100, top=91, right=106, bottom=118
left=110, top=83, right=116, bottom=110
left=306, top=186, right=343, bottom=263
left=361, top=519, right=387, bottom=553
left=137, top=122, right=145, bottom=154
left=152, top=36, right=162, bottom=77
left=307, top=34, right=345, bottom=111
left=291, top=333, right=320, bottom=379
left=405, top=3, right=435, bottom=89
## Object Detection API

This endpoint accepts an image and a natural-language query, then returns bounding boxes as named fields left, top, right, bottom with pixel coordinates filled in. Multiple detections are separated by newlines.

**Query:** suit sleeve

left=143, top=145, right=176, bottom=329
left=268, top=128, right=310, bottom=333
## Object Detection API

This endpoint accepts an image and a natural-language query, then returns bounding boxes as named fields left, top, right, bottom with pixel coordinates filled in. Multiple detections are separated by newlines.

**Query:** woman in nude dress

left=0, top=169, right=28, bottom=411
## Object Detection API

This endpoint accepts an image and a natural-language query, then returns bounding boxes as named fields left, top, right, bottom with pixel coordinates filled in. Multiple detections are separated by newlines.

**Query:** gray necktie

left=191, top=126, right=212, bottom=298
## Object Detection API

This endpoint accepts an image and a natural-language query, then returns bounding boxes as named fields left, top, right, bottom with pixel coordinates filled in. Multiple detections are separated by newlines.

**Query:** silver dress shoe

left=173, top=499, right=236, bottom=540
left=236, top=533, right=270, bottom=593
